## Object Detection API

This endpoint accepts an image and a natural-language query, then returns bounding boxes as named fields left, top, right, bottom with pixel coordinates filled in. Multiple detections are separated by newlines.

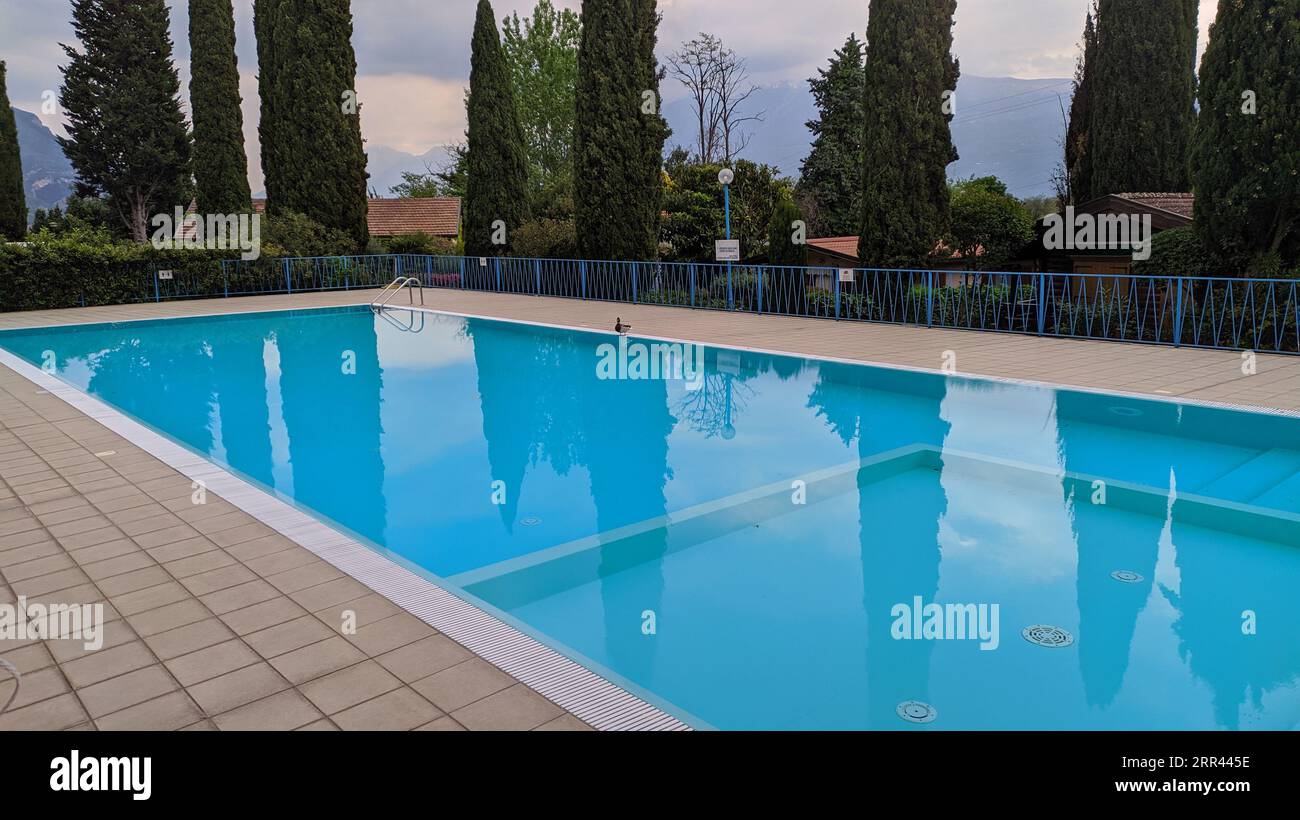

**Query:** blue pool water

left=2, top=305, right=1298, bottom=730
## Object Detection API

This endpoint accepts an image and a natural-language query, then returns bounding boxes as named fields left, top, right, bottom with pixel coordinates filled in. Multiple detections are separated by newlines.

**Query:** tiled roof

left=807, top=236, right=982, bottom=261
left=1115, top=192, right=1195, bottom=219
left=250, top=197, right=462, bottom=238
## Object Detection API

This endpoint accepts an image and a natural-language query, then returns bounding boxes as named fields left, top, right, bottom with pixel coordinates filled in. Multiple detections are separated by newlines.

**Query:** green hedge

left=0, top=238, right=242, bottom=312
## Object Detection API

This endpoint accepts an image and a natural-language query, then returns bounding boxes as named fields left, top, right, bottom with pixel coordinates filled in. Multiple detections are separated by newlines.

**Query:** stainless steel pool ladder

left=371, top=276, right=424, bottom=313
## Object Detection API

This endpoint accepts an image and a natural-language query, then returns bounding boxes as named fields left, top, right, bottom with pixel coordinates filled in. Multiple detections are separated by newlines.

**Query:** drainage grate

left=896, top=700, right=937, bottom=724
left=1110, top=570, right=1144, bottom=583
left=1022, top=625, right=1075, bottom=648
left=519, top=516, right=542, bottom=527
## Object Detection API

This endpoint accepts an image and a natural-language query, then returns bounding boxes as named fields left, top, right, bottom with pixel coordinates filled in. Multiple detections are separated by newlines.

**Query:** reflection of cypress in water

left=211, top=332, right=275, bottom=487
left=278, top=313, right=387, bottom=544
left=1162, top=521, right=1300, bottom=730
left=87, top=333, right=217, bottom=456
left=807, top=361, right=950, bottom=727
left=583, top=372, right=674, bottom=686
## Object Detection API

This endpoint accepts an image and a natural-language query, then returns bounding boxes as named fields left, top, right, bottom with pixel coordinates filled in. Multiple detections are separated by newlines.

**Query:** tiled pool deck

left=1, top=289, right=1297, bottom=732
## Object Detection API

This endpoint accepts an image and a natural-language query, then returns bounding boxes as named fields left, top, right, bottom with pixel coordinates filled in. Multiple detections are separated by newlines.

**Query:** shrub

left=260, top=210, right=358, bottom=257
left=512, top=218, right=578, bottom=259
left=383, top=231, right=456, bottom=256
left=1132, top=227, right=1220, bottom=278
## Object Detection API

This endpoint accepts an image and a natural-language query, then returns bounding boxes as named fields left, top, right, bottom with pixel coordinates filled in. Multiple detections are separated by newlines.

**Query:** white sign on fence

left=715, top=240, right=741, bottom=262
left=157, top=270, right=174, bottom=280
left=479, top=257, right=489, bottom=267
left=839, top=268, right=855, bottom=283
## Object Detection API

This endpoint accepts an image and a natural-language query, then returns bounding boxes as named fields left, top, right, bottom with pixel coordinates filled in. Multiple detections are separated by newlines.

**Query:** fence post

left=690, top=265, right=697, bottom=307
left=926, top=271, right=934, bottom=328
left=396, top=255, right=403, bottom=282
left=1036, top=273, right=1046, bottom=336
left=223, top=263, right=229, bottom=299
left=494, top=257, right=501, bottom=292
left=580, top=260, right=588, bottom=299
left=757, top=267, right=764, bottom=314
left=153, top=272, right=160, bottom=303
left=834, top=270, right=841, bottom=320
left=726, top=263, right=734, bottom=311
left=1174, top=276, right=1185, bottom=347
left=458, top=257, right=465, bottom=289
left=283, top=259, right=292, bottom=294
left=534, top=259, right=541, bottom=295
left=632, top=262, right=638, bottom=304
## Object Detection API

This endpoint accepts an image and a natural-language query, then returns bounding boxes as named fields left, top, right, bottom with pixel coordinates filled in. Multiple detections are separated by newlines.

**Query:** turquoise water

left=2, top=305, right=1298, bottom=730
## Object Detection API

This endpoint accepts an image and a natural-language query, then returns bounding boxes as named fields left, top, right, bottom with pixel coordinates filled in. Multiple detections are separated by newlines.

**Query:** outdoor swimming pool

left=2, top=305, right=1297, bottom=730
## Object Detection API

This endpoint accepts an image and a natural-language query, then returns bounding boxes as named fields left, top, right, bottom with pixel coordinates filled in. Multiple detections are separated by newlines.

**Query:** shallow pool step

left=1252, top=470, right=1300, bottom=512
left=1195, top=449, right=1300, bottom=505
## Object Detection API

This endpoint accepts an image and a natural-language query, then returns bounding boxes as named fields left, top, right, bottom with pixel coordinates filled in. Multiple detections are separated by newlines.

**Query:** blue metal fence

left=211, top=255, right=1300, bottom=354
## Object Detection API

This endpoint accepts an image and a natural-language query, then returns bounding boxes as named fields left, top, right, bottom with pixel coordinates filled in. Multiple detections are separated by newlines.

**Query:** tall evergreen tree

left=464, top=0, right=529, bottom=257
left=1088, top=0, right=1198, bottom=196
left=798, top=34, right=864, bottom=236
left=767, top=196, right=807, bottom=266
left=59, top=0, right=192, bottom=242
left=190, top=0, right=251, bottom=214
left=1064, top=5, right=1098, bottom=204
left=574, top=0, right=669, bottom=260
left=858, top=0, right=959, bottom=267
left=0, top=61, right=27, bottom=240
left=1192, top=0, right=1300, bottom=275
left=255, top=0, right=369, bottom=248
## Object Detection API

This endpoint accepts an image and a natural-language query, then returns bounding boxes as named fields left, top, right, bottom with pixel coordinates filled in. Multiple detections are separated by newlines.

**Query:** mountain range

left=13, top=74, right=1069, bottom=219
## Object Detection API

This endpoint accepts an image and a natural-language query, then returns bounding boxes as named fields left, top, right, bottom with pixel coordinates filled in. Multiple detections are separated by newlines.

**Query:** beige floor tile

left=451, top=684, right=564, bottom=731
left=331, top=688, right=443, bottom=731
left=299, top=660, right=402, bottom=715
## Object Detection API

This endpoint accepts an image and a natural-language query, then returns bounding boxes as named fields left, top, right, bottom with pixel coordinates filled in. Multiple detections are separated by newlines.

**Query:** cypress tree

left=858, top=0, right=959, bottom=267
left=1088, top=0, right=1197, bottom=196
left=767, top=196, right=807, bottom=266
left=1191, top=0, right=1300, bottom=275
left=59, top=0, right=192, bottom=242
left=464, top=0, right=529, bottom=257
left=574, top=0, right=669, bottom=261
left=255, top=0, right=369, bottom=249
left=190, top=0, right=251, bottom=214
left=1065, top=5, right=1098, bottom=204
left=0, top=61, right=27, bottom=240
left=798, top=34, right=865, bottom=236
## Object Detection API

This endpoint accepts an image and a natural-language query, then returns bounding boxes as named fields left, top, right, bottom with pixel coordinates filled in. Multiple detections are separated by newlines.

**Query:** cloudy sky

left=1, top=0, right=1217, bottom=189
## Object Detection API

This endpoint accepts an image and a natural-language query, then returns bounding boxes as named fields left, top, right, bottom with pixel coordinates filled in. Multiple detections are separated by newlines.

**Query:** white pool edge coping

left=0, top=346, right=692, bottom=732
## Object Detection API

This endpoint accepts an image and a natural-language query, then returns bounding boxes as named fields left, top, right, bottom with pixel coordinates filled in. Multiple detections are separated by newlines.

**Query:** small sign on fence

left=157, top=270, right=174, bottom=280
left=715, top=240, right=741, bottom=262
left=479, top=257, right=488, bottom=267
left=838, top=268, right=854, bottom=283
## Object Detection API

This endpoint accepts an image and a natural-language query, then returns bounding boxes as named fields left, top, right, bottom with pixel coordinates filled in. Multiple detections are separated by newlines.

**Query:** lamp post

left=719, top=168, right=734, bottom=310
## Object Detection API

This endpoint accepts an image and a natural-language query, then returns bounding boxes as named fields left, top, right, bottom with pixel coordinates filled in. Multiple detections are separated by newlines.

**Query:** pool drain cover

left=1022, top=625, right=1075, bottom=648
left=1111, top=570, right=1144, bottom=583
left=896, top=701, right=937, bottom=724
left=519, top=517, right=542, bottom=527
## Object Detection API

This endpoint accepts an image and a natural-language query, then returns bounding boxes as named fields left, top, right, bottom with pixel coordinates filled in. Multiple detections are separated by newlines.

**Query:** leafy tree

left=767, top=196, right=807, bottom=266
left=574, top=0, right=670, bottom=260
left=1191, top=0, right=1300, bottom=276
left=946, top=176, right=1034, bottom=270
left=501, top=1, right=581, bottom=216
left=255, top=0, right=369, bottom=249
left=858, top=0, right=959, bottom=267
left=59, top=0, right=192, bottom=242
left=29, top=196, right=114, bottom=237
left=464, top=0, right=530, bottom=256
left=0, top=61, right=26, bottom=239
left=513, top=217, right=578, bottom=259
left=1064, top=3, right=1098, bottom=204
left=260, top=209, right=356, bottom=257
left=1131, top=226, right=1218, bottom=277
left=798, top=34, right=864, bottom=236
left=660, top=159, right=792, bottom=262
left=1088, top=0, right=1198, bottom=196
left=189, top=0, right=251, bottom=214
